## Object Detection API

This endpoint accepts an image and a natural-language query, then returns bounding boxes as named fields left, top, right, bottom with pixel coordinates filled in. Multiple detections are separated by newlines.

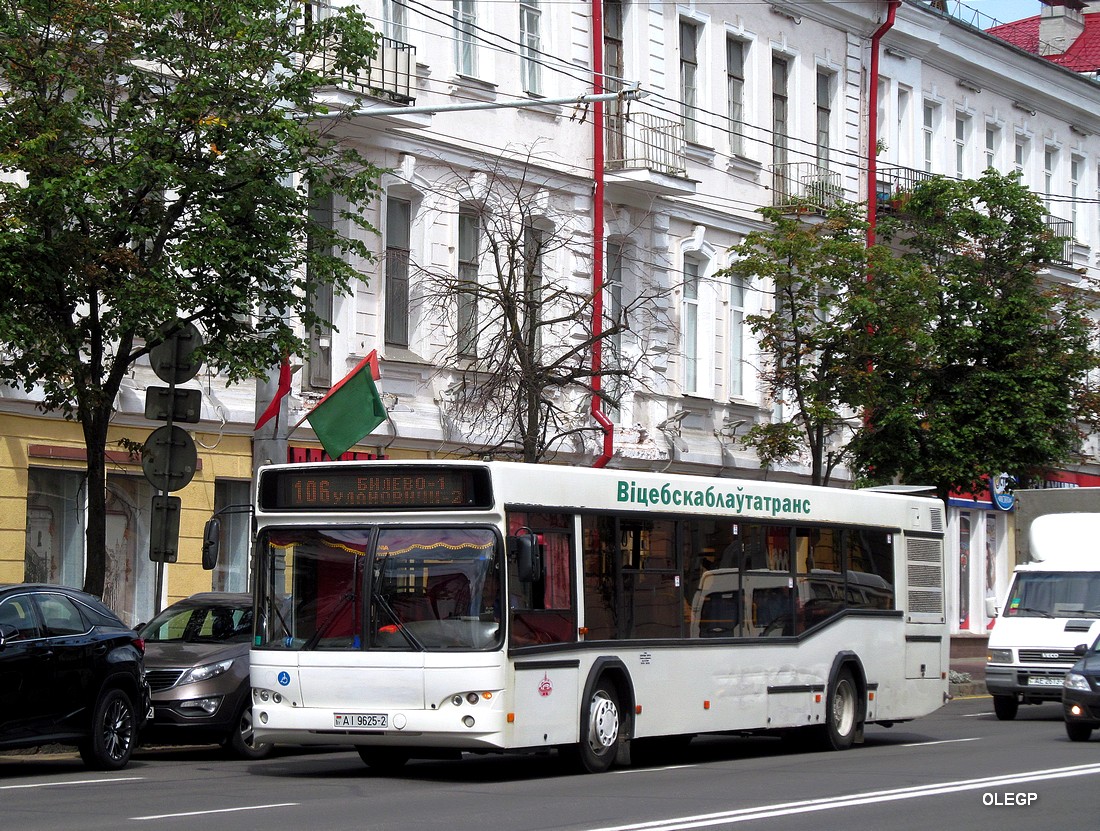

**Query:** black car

left=0, top=584, right=150, bottom=769
left=140, top=593, right=271, bottom=759
left=1063, top=636, right=1100, bottom=741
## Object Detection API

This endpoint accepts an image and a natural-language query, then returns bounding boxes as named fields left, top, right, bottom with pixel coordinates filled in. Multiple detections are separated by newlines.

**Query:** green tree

left=724, top=202, right=925, bottom=486
left=0, top=0, right=383, bottom=597
left=852, top=171, right=1100, bottom=499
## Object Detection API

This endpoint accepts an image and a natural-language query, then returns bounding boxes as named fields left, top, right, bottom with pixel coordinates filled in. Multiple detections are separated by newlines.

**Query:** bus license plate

left=334, top=713, right=388, bottom=729
left=1027, top=676, right=1063, bottom=687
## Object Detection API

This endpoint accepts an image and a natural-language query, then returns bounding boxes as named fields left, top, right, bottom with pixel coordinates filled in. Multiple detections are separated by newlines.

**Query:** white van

left=985, top=513, right=1100, bottom=720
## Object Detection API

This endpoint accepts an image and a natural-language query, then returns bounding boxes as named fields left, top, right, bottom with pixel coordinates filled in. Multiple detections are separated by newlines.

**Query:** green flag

left=303, top=351, right=386, bottom=459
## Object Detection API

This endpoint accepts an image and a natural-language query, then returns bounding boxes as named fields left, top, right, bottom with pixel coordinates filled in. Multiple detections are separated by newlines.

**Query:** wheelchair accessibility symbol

left=278, top=671, right=291, bottom=686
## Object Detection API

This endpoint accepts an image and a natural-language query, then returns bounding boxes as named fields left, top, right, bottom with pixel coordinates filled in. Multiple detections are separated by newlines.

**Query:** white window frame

left=726, top=36, right=746, bottom=157
left=520, top=0, right=542, bottom=95
left=454, top=0, right=478, bottom=77
left=680, top=19, right=701, bottom=145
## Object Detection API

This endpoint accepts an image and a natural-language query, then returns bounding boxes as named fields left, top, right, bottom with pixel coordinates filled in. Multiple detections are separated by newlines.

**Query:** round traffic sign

left=149, top=321, right=203, bottom=385
left=141, top=425, right=198, bottom=491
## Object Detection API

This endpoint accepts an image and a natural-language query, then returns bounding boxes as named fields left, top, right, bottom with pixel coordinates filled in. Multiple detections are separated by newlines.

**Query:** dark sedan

left=0, top=583, right=149, bottom=769
left=140, top=592, right=271, bottom=759
left=1062, top=635, right=1100, bottom=741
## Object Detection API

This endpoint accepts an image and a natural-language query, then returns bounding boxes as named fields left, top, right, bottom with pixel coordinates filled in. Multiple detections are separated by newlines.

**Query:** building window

left=523, top=223, right=544, bottom=354
left=679, top=20, right=700, bottom=144
left=922, top=102, right=936, bottom=173
left=772, top=56, right=789, bottom=169
left=383, top=0, right=408, bottom=42
left=897, top=86, right=912, bottom=158
left=726, top=38, right=746, bottom=157
left=212, top=480, right=251, bottom=594
left=306, top=186, right=334, bottom=390
left=457, top=205, right=480, bottom=358
left=25, top=468, right=86, bottom=588
left=682, top=257, right=701, bottom=394
left=453, top=0, right=477, bottom=77
left=605, top=240, right=624, bottom=414
left=954, top=113, right=969, bottom=179
left=1015, top=136, right=1028, bottom=179
left=1071, top=155, right=1083, bottom=238
left=603, top=0, right=625, bottom=163
left=385, top=197, right=411, bottom=348
left=104, top=476, right=156, bottom=627
left=520, top=0, right=542, bottom=95
left=729, top=274, right=745, bottom=398
left=985, top=124, right=999, bottom=172
left=816, top=71, right=833, bottom=166
left=1044, top=146, right=1057, bottom=212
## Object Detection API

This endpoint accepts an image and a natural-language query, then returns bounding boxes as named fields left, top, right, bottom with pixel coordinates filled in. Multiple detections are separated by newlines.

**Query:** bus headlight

left=987, top=649, right=1012, bottom=664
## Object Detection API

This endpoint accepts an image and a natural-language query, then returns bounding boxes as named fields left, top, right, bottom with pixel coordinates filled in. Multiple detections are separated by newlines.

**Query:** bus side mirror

left=202, top=518, right=221, bottom=571
left=984, top=597, right=998, bottom=619
left=510, top=532, right=542, bottom=583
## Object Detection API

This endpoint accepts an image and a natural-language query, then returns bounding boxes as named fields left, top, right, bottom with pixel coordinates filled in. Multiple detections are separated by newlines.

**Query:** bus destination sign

left=261, top=467, right=492, bottom=511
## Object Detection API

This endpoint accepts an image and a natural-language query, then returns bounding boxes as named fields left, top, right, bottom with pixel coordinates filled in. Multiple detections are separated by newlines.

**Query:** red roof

left=988, top=13, right=1100, bottom=73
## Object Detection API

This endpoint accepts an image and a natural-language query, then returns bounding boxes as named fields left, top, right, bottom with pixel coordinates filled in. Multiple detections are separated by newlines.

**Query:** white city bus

left=248, top=460, right=948, bottom=772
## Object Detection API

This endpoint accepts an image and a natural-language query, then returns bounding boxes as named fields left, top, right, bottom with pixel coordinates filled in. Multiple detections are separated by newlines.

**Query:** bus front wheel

left=567, top=681, right=621, bottom=773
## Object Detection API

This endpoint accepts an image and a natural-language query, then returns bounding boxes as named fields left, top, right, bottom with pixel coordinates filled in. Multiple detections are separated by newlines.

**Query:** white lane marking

left=961, top=712, right=992, bottom=717
left=132, top=802, right=299, bottom=821
left=586, top=762, right=1100, bottom=831
left=898, top=737, right=981, bottom=747
left=0, top=777, right=144, bottom=791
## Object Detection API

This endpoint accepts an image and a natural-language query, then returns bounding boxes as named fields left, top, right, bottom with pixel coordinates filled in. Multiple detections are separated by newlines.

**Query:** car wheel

left=79, top=688, right=136, bottom=771
left=1066, top=721, right=1093, bottom=742
left=992, top=695, right=1018, bottom=721
left=226, top=702, right=274, bottom=760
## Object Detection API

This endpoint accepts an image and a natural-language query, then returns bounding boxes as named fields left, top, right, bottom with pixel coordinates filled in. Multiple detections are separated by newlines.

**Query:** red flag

left=292, top=350, right=386, bottom=459
left=254, top=356, right=292, bottom=431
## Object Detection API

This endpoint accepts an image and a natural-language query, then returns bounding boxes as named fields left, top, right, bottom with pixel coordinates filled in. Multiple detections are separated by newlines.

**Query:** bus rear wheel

left=567, top=681, right=621, bottom=773
left=356, top=746, right=410, bottom=771
left=817, top=667, right=859, bottom=751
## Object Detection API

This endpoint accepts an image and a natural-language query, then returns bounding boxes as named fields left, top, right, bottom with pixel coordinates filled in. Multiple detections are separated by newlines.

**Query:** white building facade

left=5, top=0, right=1100, bottom=635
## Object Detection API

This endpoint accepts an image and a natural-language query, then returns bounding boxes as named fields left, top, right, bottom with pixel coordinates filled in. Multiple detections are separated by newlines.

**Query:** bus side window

left=508, top=512, right=576, bottom=646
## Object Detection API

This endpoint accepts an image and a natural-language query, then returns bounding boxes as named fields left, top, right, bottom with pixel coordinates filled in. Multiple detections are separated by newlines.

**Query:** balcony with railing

left=604, top=112, right=695, bottom=197
left=311, top=35, right=416, bottom=106
left=1044, top=214, right=1074, bottom=266
left=875, top=164, right=936, bottom=211
left=769, top=162, right=843, bottom=212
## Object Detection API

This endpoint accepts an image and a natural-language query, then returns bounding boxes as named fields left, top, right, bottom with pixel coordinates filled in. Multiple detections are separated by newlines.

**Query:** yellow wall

left=0, top=411, right=252, bottom=606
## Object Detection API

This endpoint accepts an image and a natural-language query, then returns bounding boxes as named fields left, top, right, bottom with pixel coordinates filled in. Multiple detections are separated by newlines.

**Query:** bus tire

left=819, top=667, right=859, bottom=751
left=356, top=746, right=410, bottom=771
left=1065, top=721, right=1093, bottom=742
left=568, top=680, right=621, bottom=773
left=992, top=695, right=1018, bottom=721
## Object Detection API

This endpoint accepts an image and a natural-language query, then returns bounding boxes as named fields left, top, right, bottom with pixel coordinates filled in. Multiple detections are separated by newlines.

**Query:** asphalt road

left=3, top=696, right=1096, bottom=831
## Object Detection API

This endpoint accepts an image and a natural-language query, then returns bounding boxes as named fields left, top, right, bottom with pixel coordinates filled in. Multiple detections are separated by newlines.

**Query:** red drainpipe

left=591, top=0, right=614, bottom=468
left=867, top=0, right=899, bottom=248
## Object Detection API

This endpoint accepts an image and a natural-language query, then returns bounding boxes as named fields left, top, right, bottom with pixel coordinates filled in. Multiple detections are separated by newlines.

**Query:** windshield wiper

left=372, top=589, right=424, bottom=651
left=1013, top=606, right=1054, bottom=618
left=302, top=591, right=357, bottom=651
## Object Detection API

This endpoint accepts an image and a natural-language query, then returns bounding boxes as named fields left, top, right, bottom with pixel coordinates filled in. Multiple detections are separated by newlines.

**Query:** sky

left=963, top=1, right=1043, bottom=26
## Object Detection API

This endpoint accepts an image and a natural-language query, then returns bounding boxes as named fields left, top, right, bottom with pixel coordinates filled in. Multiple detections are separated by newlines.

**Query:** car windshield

left=142, top=602, right=253, bottom=644
left=255, top=526, right=503, bottom=652
left=1003, top=572, right=1100, bottom=619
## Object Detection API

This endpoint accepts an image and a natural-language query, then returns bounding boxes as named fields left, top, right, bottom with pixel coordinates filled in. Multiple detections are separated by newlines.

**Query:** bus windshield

left=256, top=527, right=503, bottom=652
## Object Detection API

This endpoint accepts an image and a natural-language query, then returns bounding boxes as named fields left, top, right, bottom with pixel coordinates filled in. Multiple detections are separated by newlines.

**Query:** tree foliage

left=0, top=0, right=384, bottom=596
left=852, top=170, right=1100, bottom=498
left=725, top=201, right=926, bottom=485
left=724, top=171, right=1100, bottom=499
